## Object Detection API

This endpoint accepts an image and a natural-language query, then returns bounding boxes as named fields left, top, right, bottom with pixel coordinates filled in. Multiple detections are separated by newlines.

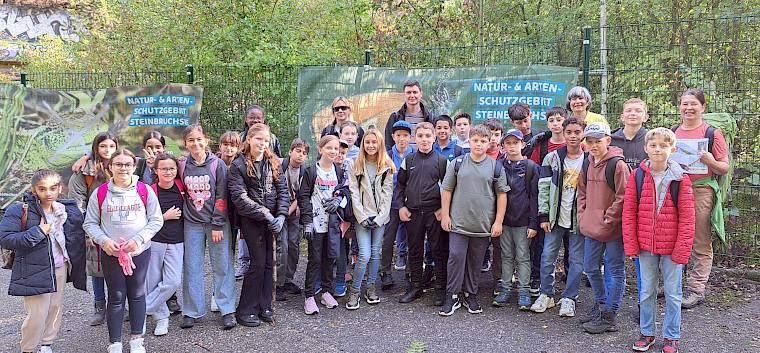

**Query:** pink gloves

left=116, top=238, right=136, bottom=276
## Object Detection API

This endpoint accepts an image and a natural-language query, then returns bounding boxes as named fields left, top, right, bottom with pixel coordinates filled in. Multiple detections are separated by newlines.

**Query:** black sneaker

left=180, top=315, right=195, bottom=329
left=222, top=313, right=237, bottom=330
left=283, top=282, right=302, bottom=295
left=438, top=293, right=461, bottom=316
left=462, top=293, right=483, bottom=314
left=275, top=286, right=287, bottom=301
left=258, top=309, right=274, bottom=323
left=236, top=314, right=261, bottom=327
left=380, top=272, right=394, bottom=290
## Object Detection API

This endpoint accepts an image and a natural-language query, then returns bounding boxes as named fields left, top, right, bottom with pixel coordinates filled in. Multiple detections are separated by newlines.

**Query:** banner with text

left=0, top=83, right=202, bottom=207
left=298, top=65, right=577, bottom=150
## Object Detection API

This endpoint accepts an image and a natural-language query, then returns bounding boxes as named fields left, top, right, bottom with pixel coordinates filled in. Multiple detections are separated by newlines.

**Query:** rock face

left=0, top=4, right=84, bottom=61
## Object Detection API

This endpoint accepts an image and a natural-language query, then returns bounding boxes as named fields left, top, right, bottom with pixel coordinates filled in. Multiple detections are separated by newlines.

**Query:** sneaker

left=154, top=317, right=169, bottom=336
left=334, top=281, right=348, bottom=297
left=345, top=287, right=360, bottom=310
left=210, top=295, right=220, bottom=312
left=518, top=291, right=532, bottom=310
left=662, top=339, right=679, bottom=353
left=283, top=282, right=302, bottom=295
left=681, top=291, right=705, bottom=309
left=380, top=272, right=394, bottom=290
left=38, top=345, right=53, bottom=353
left=321, top=292, right=339, bottom=308
left=462, top=293, right=483, bottom=314
left=558, top=297, right=576, bottom=317
left=632, top=334, right=656, bottom=352
left=394, top=254, right=407, bottom=270
left=530, top=293, right=555, bottom=313
left=529, top=280, right=540, bottom=297
left=492, top=292, right=510, bottom=307
left=179, top=315, right=195, bottom=329
left=222, top=313, right=237, bottom=330
left=276, top=286, right=287, bottom=301
left=582, top=310, right=618, bottom=334
left=579, top=302, right=601, bottom=324
left=438, top=293, right=461, bottom=316
left=492, top=279, right=506, bottom=297
left=129, top=337, right=146, bottom=353
left=481, top=259, right=491, bottom=273
left=304, top=296, right=319, bottom=315
left=108, top=342, right=123, bottom=353
left=365, top=284, right=380, bottom=304
left=166, top=297, right=181, bottom=314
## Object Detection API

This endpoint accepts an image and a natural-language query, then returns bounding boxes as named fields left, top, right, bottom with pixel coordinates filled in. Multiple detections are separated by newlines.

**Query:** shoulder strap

left=151, top=183, right=158, bottom=195
left=670, top=125, right=679, bottom=133
left=437, top=156, right=447, bottom=182
left=524, top=160, right=534, bottom=185
left=539, top=138, right=549, bottom=163
left=136, top=182, right=149, bottom=208
left=634, top=167, right=645, bottom=202
left=20, top=202, right=28, bottom=231
left=381, top=170, right=389, bottom=186
left=97, top=182, right=109, bottom=213
left=454, top=156, right=464, bottom=174
left=453, top=145, right=462, bottom=157
left=635, top=167, right=681, bottom=209
left=705, top=125, right=715, bottom=153
left=605, top=156, right=626, bottom=191
left=493, top=159, right=503, bottom=180
left=178, top=158, right=187, bottom=179
left=670, top=180, right=681, bottom=210
left=581, top=156, right=590, bottom=185
left=209, top=158, right=219, bottom=181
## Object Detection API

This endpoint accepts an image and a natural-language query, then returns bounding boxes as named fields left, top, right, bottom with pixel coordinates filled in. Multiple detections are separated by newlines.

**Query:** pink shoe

left=321, top=292, right=339, bottom=308
left=304, top=296, right=319, bottom=315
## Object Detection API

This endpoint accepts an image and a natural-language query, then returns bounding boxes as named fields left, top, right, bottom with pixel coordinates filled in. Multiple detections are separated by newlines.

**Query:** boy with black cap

left=492, top=129, right=539, bottom=310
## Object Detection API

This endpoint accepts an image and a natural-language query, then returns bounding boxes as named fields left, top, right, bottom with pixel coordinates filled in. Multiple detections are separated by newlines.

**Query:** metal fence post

left=186, top=65, right=194, bottom=84
left=20, top=73, right=28, bottom=87
left=582, top=26, right=591, bottom=88
left=364, top=49, right=372, bottom=66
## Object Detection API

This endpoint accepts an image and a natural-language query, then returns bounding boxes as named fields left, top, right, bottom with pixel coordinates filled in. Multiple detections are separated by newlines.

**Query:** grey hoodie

left=181, top=153, right=228, bottom=230
left=649, top=159, right=686, bottom=214
left=82, top=176, right=163, bottom=255
left=611, top=127, right=648, bottom=169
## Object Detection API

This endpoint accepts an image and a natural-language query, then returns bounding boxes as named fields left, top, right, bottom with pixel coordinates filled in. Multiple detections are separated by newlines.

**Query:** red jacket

left=622, top=160, right=696, bottom=264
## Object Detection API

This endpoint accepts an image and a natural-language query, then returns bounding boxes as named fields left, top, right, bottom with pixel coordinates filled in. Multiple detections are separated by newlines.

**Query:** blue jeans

left=539, top=226, right=584, bottom=299
left=182, top=221, right=236, bottom=317
left=584, top=237, right=626, bottom=311
left=352, top=223, right=385, bottom=290
left=396, top=223, right=407, bottom=256
left=639, top=251, right=683, bottom=340
left=92, top=276, right=106, bottom=302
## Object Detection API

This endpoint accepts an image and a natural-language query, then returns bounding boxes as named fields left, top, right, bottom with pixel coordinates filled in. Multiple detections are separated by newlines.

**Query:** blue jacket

left=0, top=193, right=87, bottom=296
left=501, top=159, right=540, bottom=230
left=433, top=140, right=463, bottom=161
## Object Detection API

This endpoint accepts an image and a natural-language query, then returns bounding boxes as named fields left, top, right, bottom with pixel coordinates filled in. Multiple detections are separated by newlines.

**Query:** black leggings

left=237, top=221, right=274, bottom=316
left=101, top=248, right=150, bottom=344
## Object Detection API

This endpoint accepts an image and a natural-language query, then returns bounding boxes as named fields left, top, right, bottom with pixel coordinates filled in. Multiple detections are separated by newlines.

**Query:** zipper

left=39, top=204, right=56, bottom=292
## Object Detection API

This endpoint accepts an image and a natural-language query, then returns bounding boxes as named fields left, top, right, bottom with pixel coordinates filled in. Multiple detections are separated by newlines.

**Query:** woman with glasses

left=82, top=149, right=164, bottom=353
left=321, top=96, right=365, bottom=147
left=144, top=153, right=186, bottom=337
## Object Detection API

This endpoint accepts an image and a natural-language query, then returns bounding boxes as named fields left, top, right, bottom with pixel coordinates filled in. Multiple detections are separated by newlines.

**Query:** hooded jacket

left=622, top=160, right=696, bottom=264
left=394, top=149, right=447, bottom=213
left=611, top=127, right=648, bottom=169
left=82, top=176, right=164, bottom=255
left=0, top=194, right=87, bottom=296
left=577, top=146, right=631, bottom=242
left=349, top=161, right=394, bottom=226
left=281, top=157, right=306, bottom=203
left=227, top=154, right=290, bottom=223
left=181, top=153, right=228, bottom=230
left=537, top=146, right=586, bottom=233
left=383, top=102, right=432, bottom=149
left=502, top=158, right=539, bottom=230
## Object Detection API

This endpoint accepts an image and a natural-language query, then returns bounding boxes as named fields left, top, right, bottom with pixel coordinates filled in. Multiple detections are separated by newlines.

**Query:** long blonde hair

left=353, top=129, right=395, bottom=177
left=241, top=123, right=281, bottom=179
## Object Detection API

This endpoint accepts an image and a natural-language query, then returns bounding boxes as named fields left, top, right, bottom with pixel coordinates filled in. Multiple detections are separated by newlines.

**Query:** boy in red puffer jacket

left=623, top=127, right=695, bottom=353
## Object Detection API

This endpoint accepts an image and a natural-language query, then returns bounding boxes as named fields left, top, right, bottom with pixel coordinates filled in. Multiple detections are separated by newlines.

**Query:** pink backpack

left=96, top=181, right=149, bottom=214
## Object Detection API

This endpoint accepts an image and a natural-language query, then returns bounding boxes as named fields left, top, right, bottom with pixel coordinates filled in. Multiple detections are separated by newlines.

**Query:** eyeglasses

left=158, top=167, right=177, bottom=173
left=112, top=163, right=134, bottom=169
left=332, top=106, right=350, bottom=112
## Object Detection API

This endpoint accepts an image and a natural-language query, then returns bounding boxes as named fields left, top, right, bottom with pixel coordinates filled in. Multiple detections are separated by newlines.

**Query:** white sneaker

left=38, top=345, right=53, bottom=353
left=153, top=318, right=169, bottom=336
left=107, top=342, right=123, bottom=353
left=558, top=297, right=576, bottom=317
left=129, top=337, right=146, bottom=353
left=210, top=295, right=220, bottom=312
left=529, top=293, right=555, bottom=313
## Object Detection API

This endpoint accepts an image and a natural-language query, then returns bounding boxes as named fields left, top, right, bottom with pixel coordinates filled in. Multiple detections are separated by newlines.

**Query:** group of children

left=0, top=87, right=729, bottom=353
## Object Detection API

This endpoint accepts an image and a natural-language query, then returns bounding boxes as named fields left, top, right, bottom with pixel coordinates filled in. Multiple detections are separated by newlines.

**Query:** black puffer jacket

left=227, top=154, right=289, bottom=222
left=0, top=193, right=87, bottom=296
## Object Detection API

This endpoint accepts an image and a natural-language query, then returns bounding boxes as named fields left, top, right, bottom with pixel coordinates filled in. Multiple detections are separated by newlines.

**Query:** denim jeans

left=352, top=223, right=385, bottom=290
left=500, top=226, right=531, bottom=292
left=639, top=251, right=683, bottom=340
left=539, top=226, right=584, bottom=299
left=583, top=237, right=626, bottom=312
left=182, top=220, right=236, bottom=318
left=92, top=276, right=106, bottom=302
left=396, top=223, right=407, bottom=256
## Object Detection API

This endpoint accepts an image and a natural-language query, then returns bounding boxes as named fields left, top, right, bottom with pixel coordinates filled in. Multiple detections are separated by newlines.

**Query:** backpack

left=405, top=152, right=449, bottom=182
left=178, top=157, right=219, bottom=181
left=1, top=202, right=27, bottom=269
left=151, top=179, right=187, bottom=200
left=581, top=155, right=628, bottom=191
left=453, top=154, right=504, bottom=188
left=633, top=167, right=681, bottom=210
left=95, top=181, right=149, bottom=215
left=522, top=131, right=551, bottom=162
left=671, top=112, right=737, bottom=202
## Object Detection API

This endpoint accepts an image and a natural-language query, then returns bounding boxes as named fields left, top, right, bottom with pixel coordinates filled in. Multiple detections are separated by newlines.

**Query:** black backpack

left=581, top=155, right=628, bottom=191
left=453, top=153, right=504, bottom=187
left=633, top=167, right=681, bottom=209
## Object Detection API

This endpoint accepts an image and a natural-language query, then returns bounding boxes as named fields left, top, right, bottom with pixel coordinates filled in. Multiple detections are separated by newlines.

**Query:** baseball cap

left=583, top=122, right=611, bottom=139
left=502, top=128, right=524, bottom=142
left=339, top=139, right=350, bottom=148
left=392, top=120, right=412, bottom=134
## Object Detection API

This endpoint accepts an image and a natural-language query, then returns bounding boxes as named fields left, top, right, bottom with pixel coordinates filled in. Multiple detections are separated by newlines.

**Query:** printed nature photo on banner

left=0, top=83, right=203, bottom=208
